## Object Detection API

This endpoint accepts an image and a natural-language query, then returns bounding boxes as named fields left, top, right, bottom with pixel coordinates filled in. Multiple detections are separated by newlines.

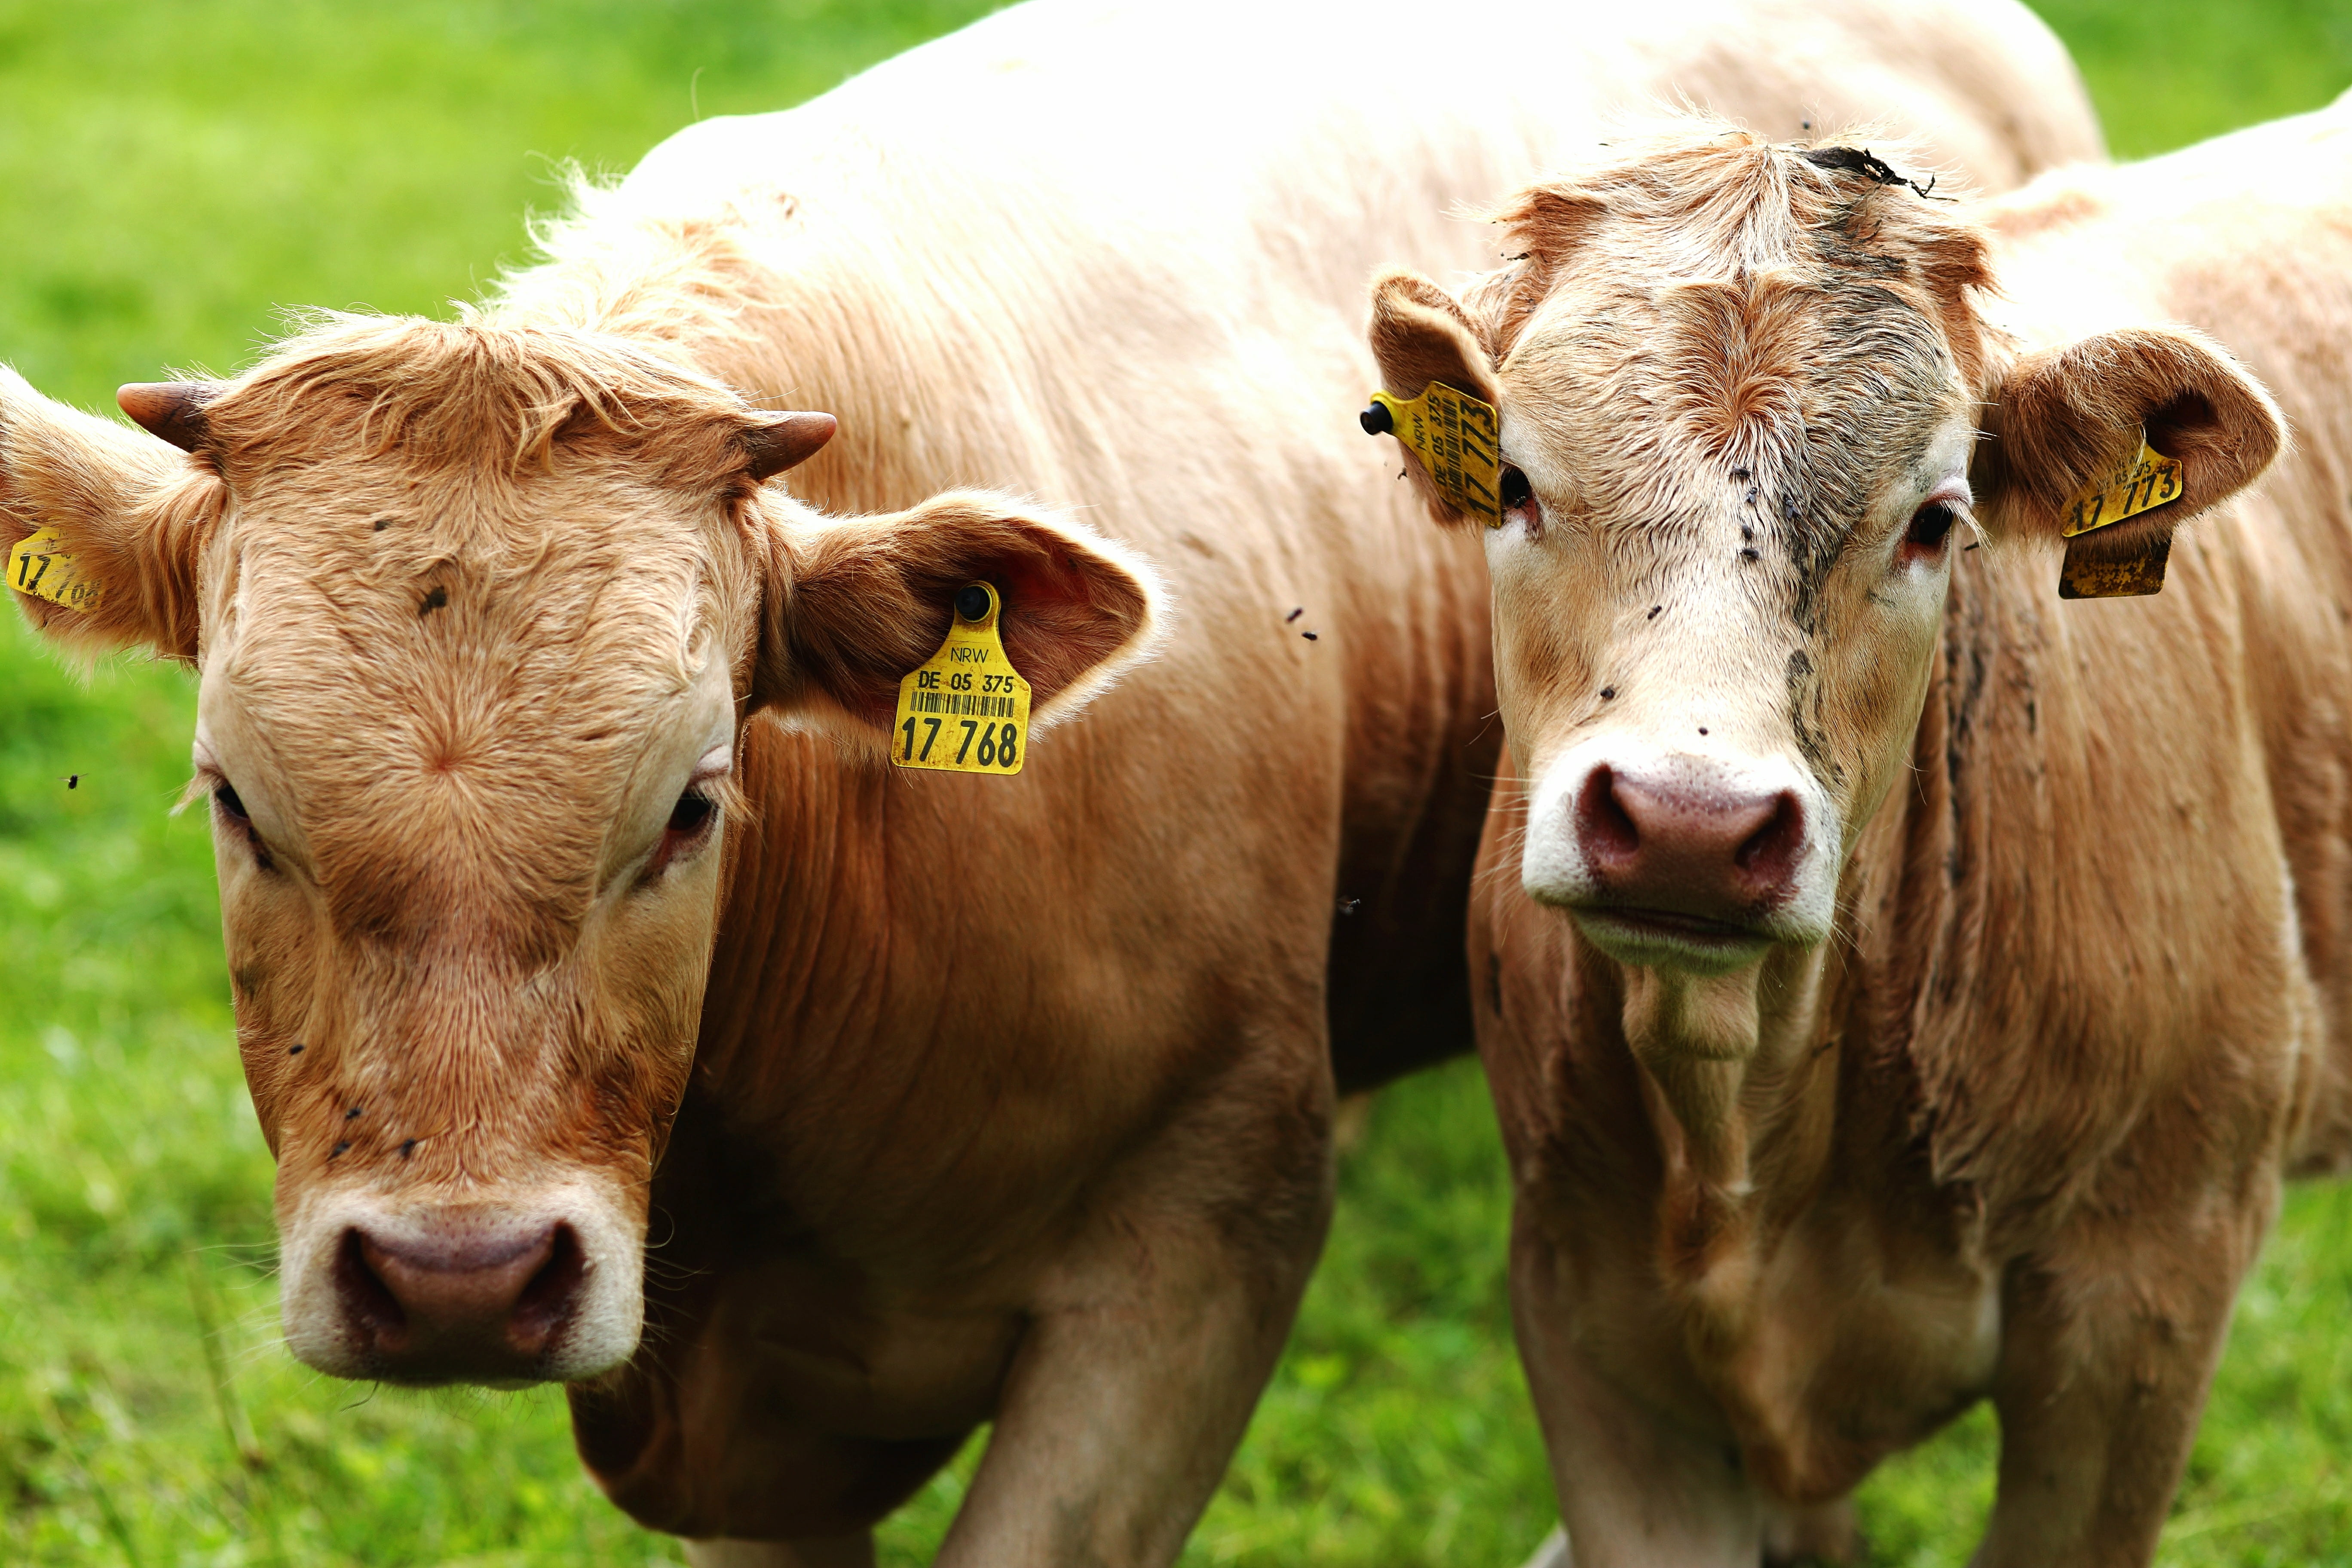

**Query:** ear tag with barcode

left=2058, top=434, right=2183, bottom=600
left=892, top=581, right=1031, bottom=775
left=1361, top=382, right=1503, bottom=527
left=8, top=527, right=104, bottom=613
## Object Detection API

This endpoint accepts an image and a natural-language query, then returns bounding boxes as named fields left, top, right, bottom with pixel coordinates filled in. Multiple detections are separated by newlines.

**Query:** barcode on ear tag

left=1368, top=383, right=1503, bottom=528
left=8, top=527, right=104, bottom=612
left=891, top=581, right=1032, bottom=775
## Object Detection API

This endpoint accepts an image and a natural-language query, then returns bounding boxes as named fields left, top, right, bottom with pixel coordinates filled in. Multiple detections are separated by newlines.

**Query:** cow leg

left=683, top=1534, right=873, bottom=1568
left=1760, top=1496, right=1862, bottom=1565
left=931, top=1079, right=1332, bottom=1568
left=1975, top=1185, right=2272, bottom=1568
left=1509, top=1213, right=1761, bottom=1568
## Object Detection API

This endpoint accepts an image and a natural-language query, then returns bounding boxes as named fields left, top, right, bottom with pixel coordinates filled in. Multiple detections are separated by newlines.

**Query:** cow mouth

left=1568, top=903, right=1776, bottom=970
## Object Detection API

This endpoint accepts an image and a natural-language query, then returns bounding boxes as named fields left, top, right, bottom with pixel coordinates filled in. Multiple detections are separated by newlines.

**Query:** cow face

left=0, top=319, right=1160, bottom=1387
left=1370, top=129, right=2280, bottom=993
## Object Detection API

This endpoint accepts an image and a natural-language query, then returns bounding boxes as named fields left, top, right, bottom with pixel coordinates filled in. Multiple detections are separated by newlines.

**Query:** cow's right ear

left=1, top=369, right=217, bottom=662
left=1366, top=269, right=1505, bottom=527
left=750, top=488, right=1167, bottom=741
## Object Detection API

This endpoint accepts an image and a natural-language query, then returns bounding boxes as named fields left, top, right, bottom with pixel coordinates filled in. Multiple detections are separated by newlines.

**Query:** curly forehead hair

left=196, top=312, right=763, bottom=480
left=1465, top=121, right=1997, bottom=392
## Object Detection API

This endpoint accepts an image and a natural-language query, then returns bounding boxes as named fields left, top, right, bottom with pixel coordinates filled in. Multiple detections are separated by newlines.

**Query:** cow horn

left=118, top=382, right=220, bottom=452
left=744, top=411, right=837, bottom=482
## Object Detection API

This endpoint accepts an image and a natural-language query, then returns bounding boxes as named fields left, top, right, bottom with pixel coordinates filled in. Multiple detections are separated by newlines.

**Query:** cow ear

left=753, top=489, right=1166, bottom=738
left=1, top=368, right=216, bottom=662
left=1369, top=267, right=1502, bottom=410
left=1366, top=269, right=1505, bottom=527
left=1972, top=326, right=2284, bottom=554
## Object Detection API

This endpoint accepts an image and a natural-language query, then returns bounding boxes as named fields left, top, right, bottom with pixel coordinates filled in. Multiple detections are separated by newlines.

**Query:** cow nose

left=1573, top=762, right=1807, bottom=920
left=334, top=1216, right=585, bottom=1381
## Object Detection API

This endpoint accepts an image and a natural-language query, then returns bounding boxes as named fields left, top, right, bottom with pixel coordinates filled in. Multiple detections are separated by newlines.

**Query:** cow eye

left=211, top=781, right=275, bottom=871
left=1499, top=465, right=1537, bottom=529
left=642, top=788, right=720, bottom=883
left=667, top=791, right=715, bottom=836
left=1905, top=501, right=1958, bottom=555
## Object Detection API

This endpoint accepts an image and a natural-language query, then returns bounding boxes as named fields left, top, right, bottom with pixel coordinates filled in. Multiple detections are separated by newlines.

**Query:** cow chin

left=276, top=1178, right=644, bottom=1387
left=1563, top=907, right=1779, bottom=977
left=1519, top=735, right=1839, bottom=975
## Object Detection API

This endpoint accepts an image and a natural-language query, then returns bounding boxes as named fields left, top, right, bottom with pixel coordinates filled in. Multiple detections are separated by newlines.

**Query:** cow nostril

left=509, top=1225, right=585, bottom=1351
left=1576, top=766, right=1641, bottom=864
left=1735, top=792, right=1806, bottom=885
left=336, top=1228, right=407, bottom=1346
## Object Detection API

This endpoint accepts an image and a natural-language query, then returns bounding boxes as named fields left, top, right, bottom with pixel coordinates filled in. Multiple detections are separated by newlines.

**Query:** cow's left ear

left=752, top=489, right=1166, bottom=735
left=1972, top=325, right=2285, bottom=551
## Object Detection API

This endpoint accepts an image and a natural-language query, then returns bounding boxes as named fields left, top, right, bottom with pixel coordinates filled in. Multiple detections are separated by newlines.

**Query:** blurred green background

left=3, top=2, right=2350, bottom=1564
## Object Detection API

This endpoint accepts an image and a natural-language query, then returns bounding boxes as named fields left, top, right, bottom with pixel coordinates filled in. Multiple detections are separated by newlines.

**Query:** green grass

left=1, top=1, right=2348, bottom=1563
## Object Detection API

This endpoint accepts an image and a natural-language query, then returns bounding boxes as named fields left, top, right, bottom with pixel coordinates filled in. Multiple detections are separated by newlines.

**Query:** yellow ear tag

left=8, top=527, right=104, bottom=613
left=2058, top=434, right=2184, bottom=600
left=2061, top=436, right=2183, bottom=538
left=1363, top=383, right=1503, bottom=527
left=892, top=581, right=1031, bottom=775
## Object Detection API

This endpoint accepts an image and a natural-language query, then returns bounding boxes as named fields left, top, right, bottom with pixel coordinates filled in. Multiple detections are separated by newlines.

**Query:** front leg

left=1976, top=1181, right=2275, bottom=1568
left=935, top=1085, right=1332, bottom=1568
left=1510, top=1212, right=1766, bottom=1568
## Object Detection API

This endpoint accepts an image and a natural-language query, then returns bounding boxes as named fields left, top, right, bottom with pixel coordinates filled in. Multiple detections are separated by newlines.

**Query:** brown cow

left=1366, top=99, right=2352, bottom=1567
left=2, top=2, right=2098, bottom=1563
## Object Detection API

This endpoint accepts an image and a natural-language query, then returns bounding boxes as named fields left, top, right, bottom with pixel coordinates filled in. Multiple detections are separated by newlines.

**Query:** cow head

left=0, top=317, right=1160, bottom=1386
left=1369, top=126, right=2281, bottom=1050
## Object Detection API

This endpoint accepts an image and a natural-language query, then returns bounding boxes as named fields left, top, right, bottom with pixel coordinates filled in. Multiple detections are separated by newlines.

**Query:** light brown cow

left=2, top=2, right=2098, bottom=1563
left=1366, top=99, right=2352, bottom=1567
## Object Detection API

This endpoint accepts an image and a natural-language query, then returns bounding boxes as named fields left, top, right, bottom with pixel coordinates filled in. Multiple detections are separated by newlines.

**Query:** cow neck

left=692, top=721, right=908, bottom=1112
left=1833, top=555, right=2023, bottom=1211
left=1604, top=937, right=1840, bottom=1274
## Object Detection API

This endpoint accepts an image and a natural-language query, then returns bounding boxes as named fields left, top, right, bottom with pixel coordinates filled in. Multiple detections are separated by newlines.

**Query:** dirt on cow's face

left=1370, top=126, right=1997, bottom=980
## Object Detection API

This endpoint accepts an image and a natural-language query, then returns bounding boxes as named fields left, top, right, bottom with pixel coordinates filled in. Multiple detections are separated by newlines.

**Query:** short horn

left=118, top=382, right=220, bottom=453
left=743, top=411, right=837, bottom=483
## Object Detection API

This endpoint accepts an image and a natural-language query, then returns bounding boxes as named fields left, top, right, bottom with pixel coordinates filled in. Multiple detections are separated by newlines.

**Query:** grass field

left=3, top=2, right=2351, bottom=1563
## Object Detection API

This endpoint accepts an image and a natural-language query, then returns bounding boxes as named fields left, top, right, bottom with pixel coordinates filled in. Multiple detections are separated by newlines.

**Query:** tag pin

left=956, top=584, right=991, bottom=622
left=1359, top=403, right=1394, bottom=436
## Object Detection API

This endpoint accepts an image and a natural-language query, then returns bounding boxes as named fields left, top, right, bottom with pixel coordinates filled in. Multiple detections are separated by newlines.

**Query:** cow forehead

left=1502, top=270, right=1967, bottom=580
left=199, top=464, right=741, bottom=922
left=217, top=460, right=726, bottom=715
left=193, top=310, right=767, bottom=696
left=1485, top=132, right=1992, bottom=531
left=1518, top=264, right=1958, bottom=464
